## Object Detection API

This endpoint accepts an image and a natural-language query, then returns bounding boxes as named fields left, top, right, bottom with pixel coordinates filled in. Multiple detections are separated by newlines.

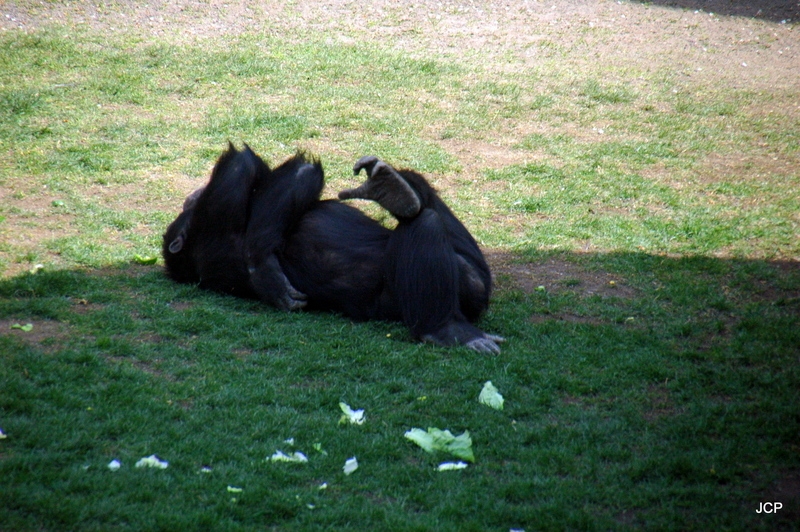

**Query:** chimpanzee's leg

left=245, top=154, right=324, bottom=311
left=385, top=208, right=502, bottom=353
left=344, top=156, right=502, bottom=353
left=346, top=156, right=492, bottom=316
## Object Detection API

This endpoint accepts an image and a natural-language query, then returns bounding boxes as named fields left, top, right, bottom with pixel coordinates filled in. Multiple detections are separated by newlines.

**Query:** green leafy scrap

left=404, top=427, right=475, bottom=462
left=478, top=381, right=504, bottom=410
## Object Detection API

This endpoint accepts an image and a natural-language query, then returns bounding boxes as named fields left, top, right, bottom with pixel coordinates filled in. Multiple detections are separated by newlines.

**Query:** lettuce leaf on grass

left=404, top=427, right=475, bottom=462
left=478, top=381, right=504, bottom=410
left=437, top=461, right=469, bottom=471
left=339, top=402, right=365, bottom=425
left=269, top=450, right=308, bottom=463
left=343, top=457, right=358, bottom=475
left=135, top=455, right=168, bottom=469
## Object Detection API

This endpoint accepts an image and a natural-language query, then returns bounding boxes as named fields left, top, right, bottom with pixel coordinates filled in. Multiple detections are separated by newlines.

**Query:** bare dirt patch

left=0, top=318, right=71, bottom=353
left=68, top=300, right=104, bottom=315
left=107, top=355, right=173, bottom=380
left=4, top=0, right=797, bottom=87
left=642, top=383, right=683, bottom=421
left=168, top=301, right=194, bottom=312
left=528, top=312, right=606, bottom=326
left=488, top=250, right=635, bottom=297
left=437, top=138, right=540, bottom=180
left=698, top=151, right=800, bottom=186
left=745, top=260, right=800, bottom=304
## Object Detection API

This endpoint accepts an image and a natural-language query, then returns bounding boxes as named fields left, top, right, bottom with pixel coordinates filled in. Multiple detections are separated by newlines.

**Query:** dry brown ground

left=3, top=0, right=797, bottom=90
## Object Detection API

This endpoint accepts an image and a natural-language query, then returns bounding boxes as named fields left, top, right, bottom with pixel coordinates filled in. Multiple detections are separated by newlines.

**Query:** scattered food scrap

left=479, top=381, right=504, bottom=410
left=343, top=457, right=358, bottom=475
left=404, top=427, right=475, bottom=462
left=339, top=402, right=365, bottom=425
left=135, top=455, right=169, bottom=469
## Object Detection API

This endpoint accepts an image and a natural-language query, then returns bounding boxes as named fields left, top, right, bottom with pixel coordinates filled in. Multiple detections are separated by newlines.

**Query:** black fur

left=163, top=143, right=319, bottom=310
left=163, top=144, right=502, bottom=353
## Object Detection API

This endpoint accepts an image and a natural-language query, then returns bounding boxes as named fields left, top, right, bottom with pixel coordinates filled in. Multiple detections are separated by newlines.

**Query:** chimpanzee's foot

left=339, top=156, right=421, bottom=219
left=249, top=253, right=308, bottom=311
left=465, top=334, right=505, bottom=355
left=280, top=283, right=308, bottom=311
left=420, top=321, right=505, bottom=355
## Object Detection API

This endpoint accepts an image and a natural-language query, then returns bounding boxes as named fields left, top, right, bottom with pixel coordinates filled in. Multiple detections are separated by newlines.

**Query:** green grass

left=1, top=12, right=799, bottom=532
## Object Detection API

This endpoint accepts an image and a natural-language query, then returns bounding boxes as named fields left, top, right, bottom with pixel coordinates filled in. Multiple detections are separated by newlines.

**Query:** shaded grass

left=1, top=252, right=798, bottom=531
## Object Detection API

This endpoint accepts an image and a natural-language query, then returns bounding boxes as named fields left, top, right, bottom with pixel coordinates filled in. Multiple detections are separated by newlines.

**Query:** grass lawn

left=1, top=1, right=798, bottom=530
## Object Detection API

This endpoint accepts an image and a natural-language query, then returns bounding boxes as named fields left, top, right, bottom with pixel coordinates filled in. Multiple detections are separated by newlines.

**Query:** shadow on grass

left=0, top=250, right=798, bottom=530
left=630, top=0, right=799, bottom=22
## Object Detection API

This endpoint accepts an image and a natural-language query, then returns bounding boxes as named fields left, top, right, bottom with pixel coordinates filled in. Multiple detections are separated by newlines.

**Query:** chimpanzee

left=163, top=144, right=317, bottom=311
left=163, top=144, right=503, bottom=353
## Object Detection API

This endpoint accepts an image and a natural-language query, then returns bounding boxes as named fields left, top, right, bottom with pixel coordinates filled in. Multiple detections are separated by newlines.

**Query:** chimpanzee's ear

left=168, top=233, right=185, bottom=253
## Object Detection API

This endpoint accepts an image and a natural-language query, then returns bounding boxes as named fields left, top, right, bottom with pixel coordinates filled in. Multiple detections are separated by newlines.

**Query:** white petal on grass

left=478, top=381, right=504, bottom=410
left=343, top=457, right=358, bottom=475
left=437, top=461, right=469, bottom=471
left=108, top=459, right=121, bottom=471
left=135, top=455, right=169, bottom=469
left=270, top=450, right=309, bottom=463
left=339, top=402, right=365, bottom=425
left=227, top=486, right=243, bottom=493
left=404, top=427, right=475, bottom=462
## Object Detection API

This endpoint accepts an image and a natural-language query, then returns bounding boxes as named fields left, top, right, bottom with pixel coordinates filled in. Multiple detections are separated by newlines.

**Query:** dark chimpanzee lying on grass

left=162, top=144, right=504, bottom=353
